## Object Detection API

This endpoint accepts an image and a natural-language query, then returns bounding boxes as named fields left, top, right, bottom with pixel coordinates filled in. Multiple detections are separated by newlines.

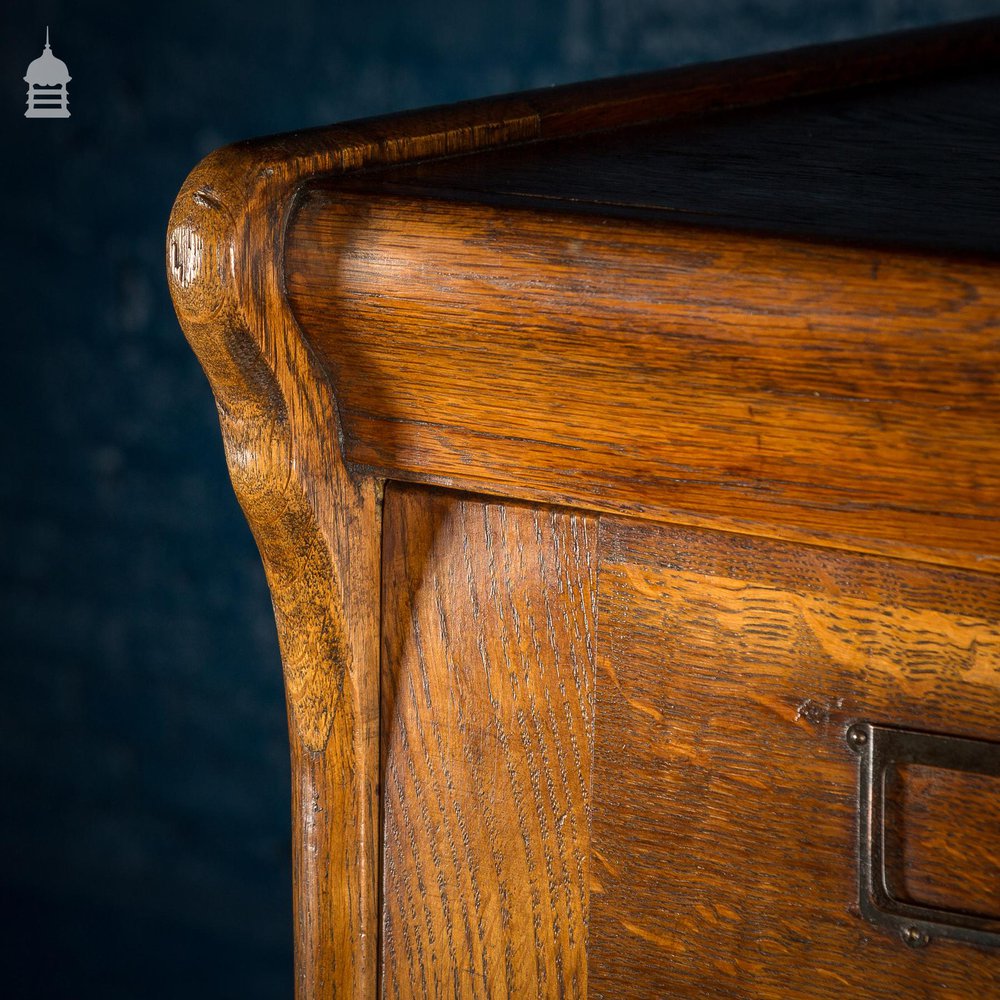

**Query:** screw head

left=846, top=724, right=869, bottom=751
left=901, top=925, right=930, bottom=948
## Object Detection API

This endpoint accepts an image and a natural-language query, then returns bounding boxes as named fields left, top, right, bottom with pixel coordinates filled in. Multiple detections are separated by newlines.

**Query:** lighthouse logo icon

left=24, top=28, right=71, bottom=118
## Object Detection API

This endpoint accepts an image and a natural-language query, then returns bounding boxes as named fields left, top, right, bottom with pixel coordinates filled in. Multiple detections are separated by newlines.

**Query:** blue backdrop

left=3, top=1, right=998, bottom=995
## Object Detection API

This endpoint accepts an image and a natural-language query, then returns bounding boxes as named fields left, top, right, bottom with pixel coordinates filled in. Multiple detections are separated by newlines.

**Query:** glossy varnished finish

left=168, top=140, right=384, bottom=1000
left=167, top=18, right=1000, bottom=999
left=379, top=485, right=597, bottom=999
left=885, top=765, right=1000, bottom=919
left=287, top=190, right=1000, bottom=572
left=336, top=68, right=1000, bottom=257
left=166, top=26, right=853, bottom=995
left=589, top=518, right=1000, bottom=999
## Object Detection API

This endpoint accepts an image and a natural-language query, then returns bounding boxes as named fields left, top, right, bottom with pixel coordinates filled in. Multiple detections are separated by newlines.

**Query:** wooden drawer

left=590, top=519, right=1000, bottom=998
left=375, top=489, right=1000, bottom=997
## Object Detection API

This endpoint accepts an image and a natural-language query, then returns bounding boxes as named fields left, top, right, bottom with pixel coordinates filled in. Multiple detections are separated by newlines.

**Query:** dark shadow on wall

left=3, top=1, right=1000, bottom=995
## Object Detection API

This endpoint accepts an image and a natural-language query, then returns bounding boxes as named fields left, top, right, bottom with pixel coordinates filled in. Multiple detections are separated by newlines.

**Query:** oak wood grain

left=164, top=22, right=837, bottom=994
left=287, top=190, right=1000, bottom=574
left=336, top=67, right=1000, bottom=258
left=166, top=18, right=1000, bottom=997
left=589, top=517, right=1000, bottom=999
left=885, top=764, right=1000, bottom=919
left=168, top=149, right=384, bottom=1000
left=379, top=484, right=597, bottom=1000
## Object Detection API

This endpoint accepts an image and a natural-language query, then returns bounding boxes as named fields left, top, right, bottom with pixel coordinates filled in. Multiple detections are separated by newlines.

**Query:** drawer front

left=590, top=519, right=1000, bottom=999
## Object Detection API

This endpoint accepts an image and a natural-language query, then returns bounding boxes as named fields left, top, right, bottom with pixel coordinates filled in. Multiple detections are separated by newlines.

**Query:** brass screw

left=846, top=725, right=868, bottom=751
left=901, top=926, right=930, bottom=948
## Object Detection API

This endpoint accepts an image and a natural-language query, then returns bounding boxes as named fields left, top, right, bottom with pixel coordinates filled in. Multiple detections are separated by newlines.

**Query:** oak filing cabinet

left=167, top=17, right=1000, bottom=1000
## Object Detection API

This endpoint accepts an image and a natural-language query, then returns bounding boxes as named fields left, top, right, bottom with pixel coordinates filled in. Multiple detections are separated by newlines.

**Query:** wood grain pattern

left=379, top=484, right=597, bottom=999
left=167, top=152, right=384, bottom=999
left=287, top=190, right=1000, bottom=573
left=589, top=517, right=1000, bottom=999
left=337, top=67, right=1000, bottom=257
left=885, top=764, right=1000, bottom=918
left=165, top=19, right=1000, bottom=997
left=164, top=22, right=876, bottom=993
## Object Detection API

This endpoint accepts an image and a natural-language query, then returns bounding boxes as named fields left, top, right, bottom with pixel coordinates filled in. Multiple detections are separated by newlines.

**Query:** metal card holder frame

left=847, top=722, right=1000, bottom=950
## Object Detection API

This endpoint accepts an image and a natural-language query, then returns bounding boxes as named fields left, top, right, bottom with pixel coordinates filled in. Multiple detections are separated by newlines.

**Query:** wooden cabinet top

left=332, top=59, right=1000, bottom=257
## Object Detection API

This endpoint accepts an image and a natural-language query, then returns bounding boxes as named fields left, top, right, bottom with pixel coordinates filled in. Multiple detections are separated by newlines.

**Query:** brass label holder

left=847, top=722, right=1000, bottom=950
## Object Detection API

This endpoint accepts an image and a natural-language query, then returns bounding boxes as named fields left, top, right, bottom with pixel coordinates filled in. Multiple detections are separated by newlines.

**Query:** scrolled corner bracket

left=166, top=140, right=382, bottom=1000
left=164, top=85, right=605, bottom=1000
left=167, top=138, right=386, bottom=749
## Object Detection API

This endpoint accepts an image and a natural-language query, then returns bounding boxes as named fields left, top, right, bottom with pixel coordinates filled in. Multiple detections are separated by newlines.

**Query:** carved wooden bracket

left=166, top=105, right=552, bottom=1000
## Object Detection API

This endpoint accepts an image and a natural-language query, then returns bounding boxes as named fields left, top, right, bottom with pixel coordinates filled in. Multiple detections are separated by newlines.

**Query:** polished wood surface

left=287, top=190, right=1000, bottom=572
left=380, top=485, right=596, bottom=999
left=589, top=517, right=1000, bottom=999
left=167, top=17, right=1000, bottom=999
left=168, top=117, right=385, bottom=1000
left=886, top=765, right=1000, bottom=919
left=337, top=67, right=1000, bottom=257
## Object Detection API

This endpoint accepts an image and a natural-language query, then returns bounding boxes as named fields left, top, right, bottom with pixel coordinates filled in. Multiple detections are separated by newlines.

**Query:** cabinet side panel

left=589, top=519, right=1000, bottom=999
left=380, top=485, right=598, bottom=999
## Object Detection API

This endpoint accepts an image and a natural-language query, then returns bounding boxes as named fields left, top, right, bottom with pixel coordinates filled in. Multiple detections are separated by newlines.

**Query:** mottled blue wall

left=2, top=1, right=998, bottom=995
